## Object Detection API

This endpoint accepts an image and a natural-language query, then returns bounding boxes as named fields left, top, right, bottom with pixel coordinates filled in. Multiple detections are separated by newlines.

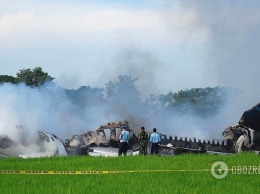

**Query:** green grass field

left=0, top=153, right=259, bottom=194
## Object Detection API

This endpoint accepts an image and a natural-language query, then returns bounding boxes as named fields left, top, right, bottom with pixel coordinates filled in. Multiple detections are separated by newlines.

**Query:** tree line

left=0, top=67, right=239, bottom=117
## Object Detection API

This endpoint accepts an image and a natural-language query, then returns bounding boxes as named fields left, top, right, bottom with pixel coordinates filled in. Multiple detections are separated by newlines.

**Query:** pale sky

left=1, top=0, right=260, bottom=103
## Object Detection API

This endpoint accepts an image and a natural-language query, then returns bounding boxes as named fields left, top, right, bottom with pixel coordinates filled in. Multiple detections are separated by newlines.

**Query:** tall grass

left=0, top=153, right=259, bottom=193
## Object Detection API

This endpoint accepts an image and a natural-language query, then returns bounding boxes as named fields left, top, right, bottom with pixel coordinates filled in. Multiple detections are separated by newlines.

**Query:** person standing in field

left=150, top=128, right=161, bottom=155
left=138, top=126, right=149, bottom=155
left=118, top=127, right=130, bottom=156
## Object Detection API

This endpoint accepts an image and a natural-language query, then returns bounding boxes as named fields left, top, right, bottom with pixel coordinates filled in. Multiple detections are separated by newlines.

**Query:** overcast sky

left=1, top=0, right=260, bottom=103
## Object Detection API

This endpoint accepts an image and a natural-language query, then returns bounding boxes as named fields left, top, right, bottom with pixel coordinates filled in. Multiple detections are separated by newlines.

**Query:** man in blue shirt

left=150, top=128, right=161, bottom=155
left=118, top=127, right=130, bottom=156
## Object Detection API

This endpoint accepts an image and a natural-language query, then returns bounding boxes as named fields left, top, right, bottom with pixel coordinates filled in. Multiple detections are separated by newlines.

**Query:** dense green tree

left=0, top=75, right=17, bottom=84
left=146, top=87, right=234, bottom=117
left=170, top=87, right=226, bottom=116
left=16, top=67, right=54, bottom=87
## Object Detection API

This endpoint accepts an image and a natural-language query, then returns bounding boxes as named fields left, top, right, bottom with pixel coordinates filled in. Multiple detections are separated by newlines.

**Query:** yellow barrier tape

left=0, top=169, right=232, bottom=175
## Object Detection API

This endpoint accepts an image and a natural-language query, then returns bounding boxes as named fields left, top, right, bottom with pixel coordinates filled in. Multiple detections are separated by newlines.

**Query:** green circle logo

left=211, top=161, right=228, bottom=179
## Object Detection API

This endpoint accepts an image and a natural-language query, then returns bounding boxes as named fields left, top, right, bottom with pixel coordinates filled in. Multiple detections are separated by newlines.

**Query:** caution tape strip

left=0, top=169, right=232, bottom=175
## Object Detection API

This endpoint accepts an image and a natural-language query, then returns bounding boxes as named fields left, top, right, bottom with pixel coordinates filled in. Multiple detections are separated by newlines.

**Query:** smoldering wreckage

left=1, top=103, right=260, bottom=158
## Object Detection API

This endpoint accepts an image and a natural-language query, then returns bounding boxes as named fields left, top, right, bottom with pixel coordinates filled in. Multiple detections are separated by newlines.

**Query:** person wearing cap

left=118, top=127, right=130, bottom=156
left=138, top=126, right=149, bottom=155
left=150, top=128, right=161, bottom=155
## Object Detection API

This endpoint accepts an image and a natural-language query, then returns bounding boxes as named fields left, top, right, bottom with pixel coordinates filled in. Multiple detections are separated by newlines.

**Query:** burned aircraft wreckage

left=1, top=103, right=260, bottom=158
left=0, top=130, right=67, bottom=158
left=222, top=102, right=260, bottom=153
left=63, top=102, right=260, bottom=155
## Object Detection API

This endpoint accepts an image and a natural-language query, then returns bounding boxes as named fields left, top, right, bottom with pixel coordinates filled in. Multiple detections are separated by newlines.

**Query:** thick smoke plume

left=0, top=79, right=246, bottom=147
left=1, top=1, right=260, bottom=147
left=98, top=1, right=260, bottom=140
left=163, top=1, right=260, bottom=136
left=100, top=1, right=260, bottom=139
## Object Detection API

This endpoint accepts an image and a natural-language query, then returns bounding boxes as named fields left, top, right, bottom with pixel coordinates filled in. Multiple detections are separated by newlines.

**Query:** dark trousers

left=150, top=142, right=159, bottom=155
left=139, top=143, right=148, bottom=155
left=118, top=142, right=128, bottom=156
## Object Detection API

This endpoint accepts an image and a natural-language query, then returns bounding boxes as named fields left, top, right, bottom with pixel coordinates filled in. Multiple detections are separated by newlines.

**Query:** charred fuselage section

left=64, top=121, right=138, bottom=155
left=222, top=103, right=260, bottom=153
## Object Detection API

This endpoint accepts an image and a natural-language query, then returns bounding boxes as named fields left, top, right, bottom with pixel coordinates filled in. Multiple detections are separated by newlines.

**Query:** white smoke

left=1, top=1, right=260, bottom=145
left=103, top=1, right=260, bottom=139
left=172, top=1, right=260, bottom=137
left=0, top=83, right=84, bottom=140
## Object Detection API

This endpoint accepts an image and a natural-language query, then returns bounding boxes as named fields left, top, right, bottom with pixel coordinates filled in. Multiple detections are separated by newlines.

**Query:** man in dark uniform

left=138, top=126, right=148, bottom=155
